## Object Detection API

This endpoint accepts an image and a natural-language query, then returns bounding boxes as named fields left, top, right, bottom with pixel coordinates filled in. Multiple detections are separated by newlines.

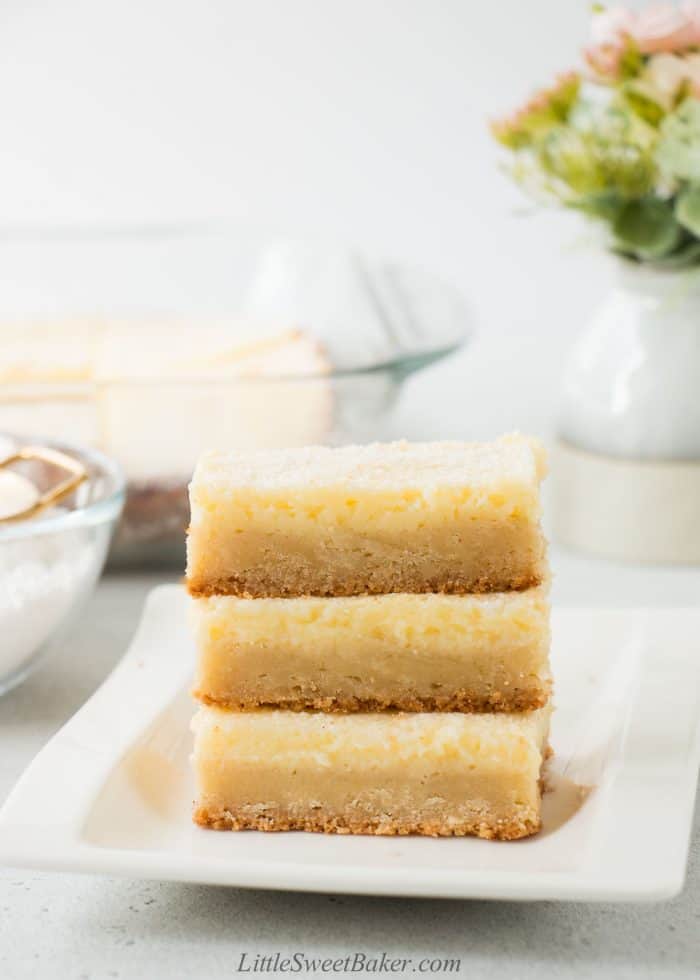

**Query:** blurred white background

left=0, top=0, right=613, bottom=439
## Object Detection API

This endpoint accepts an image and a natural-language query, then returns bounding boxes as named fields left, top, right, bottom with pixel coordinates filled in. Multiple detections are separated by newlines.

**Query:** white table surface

left=1, top=550, right=699, bottom=980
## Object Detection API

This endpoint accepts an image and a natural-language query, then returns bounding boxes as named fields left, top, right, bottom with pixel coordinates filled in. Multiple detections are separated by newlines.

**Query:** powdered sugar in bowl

left=0, top=434, right=124, bottom=695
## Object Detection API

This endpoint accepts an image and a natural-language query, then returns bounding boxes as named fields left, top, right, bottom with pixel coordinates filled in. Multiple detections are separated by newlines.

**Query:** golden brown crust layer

left=187, top=572, right=544, bottom=599
left=192, top=752, right=551, bottom=842
left=192, top=685, right=551, bottom=714
left=193, top=806, right=541, bottom=841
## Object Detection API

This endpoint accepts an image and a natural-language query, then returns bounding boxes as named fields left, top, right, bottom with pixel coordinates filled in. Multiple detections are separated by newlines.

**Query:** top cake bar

left=186, top=435, right=548, bottom=598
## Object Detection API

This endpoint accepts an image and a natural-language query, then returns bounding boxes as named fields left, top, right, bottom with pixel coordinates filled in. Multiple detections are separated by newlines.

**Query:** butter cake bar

left=192, top=705, right=551, bottom=839
left=191, top=587, right=551, bottom=713
left=186, top=435, right=547, bottom=598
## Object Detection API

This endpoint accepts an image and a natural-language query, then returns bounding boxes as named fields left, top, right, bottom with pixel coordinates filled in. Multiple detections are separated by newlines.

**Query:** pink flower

left=651, top=48, right=700, bottom=94
left=584, top=41, right=626, bottom=78
left=491, top=73, right=580, bottom=148
left=590, top=6, right=637, bottom=47
left=632, top=3, right=700, bottom=53
left=586, top=6, right=638, bottom=79
left=586, top=3, right=700, bottom=79
left=645, top=51, right=691, bottom=95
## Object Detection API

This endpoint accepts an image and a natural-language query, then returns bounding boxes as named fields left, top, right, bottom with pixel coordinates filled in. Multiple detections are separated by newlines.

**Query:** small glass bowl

left=0, top=436, right=125, bottom=696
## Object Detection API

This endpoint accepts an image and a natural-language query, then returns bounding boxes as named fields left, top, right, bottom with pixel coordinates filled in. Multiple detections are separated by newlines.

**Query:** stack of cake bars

left=186, top=435, right=552, bottom=840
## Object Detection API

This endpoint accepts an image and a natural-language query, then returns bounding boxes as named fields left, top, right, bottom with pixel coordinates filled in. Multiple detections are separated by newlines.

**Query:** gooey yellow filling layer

left=192, top=706, right=551, bottom=769
left=189, top=436, right=547, bottom=532
left=192, top=588, right=550, bottom=657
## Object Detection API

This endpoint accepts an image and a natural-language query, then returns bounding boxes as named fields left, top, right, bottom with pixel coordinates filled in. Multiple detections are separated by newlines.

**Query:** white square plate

left=1, top=586, right=698, bottom=901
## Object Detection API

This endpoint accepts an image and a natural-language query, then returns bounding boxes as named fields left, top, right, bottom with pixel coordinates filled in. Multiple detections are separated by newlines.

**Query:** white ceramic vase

left=560, top=261, right=700, bottom=460
left=553, top=261, right=700, bottom=562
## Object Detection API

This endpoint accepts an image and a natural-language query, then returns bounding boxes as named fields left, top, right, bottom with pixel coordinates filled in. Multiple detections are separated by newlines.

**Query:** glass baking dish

left=0, top=226, right=471, bottom=566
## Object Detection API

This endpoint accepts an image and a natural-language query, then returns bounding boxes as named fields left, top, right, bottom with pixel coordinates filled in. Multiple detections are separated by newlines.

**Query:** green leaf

left=656, top=98, right=700, bottom=181
left=612, top=198, right=684, bottom=259
left=619, top=80, right=667, bottom=127
left=648, top=239, right=700, bottom=269
left=572, top=191, right=625, bottom=221
left=675, top=185, right=700, bottom=236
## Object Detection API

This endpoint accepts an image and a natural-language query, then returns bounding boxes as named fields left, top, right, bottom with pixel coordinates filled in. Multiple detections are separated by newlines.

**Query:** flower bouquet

left=494, top=4, right=700, bottom=562
left=492, top=3, right=700, bottom=267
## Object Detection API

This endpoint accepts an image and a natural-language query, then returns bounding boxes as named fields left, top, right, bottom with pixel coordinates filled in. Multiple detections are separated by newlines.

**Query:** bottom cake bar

left=191, top=706, right=551, bottom=840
